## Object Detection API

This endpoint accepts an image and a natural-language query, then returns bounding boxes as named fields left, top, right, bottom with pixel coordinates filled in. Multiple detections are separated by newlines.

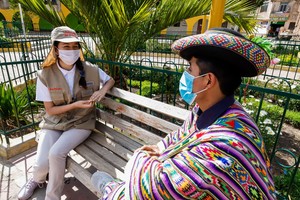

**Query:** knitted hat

left=171, top=28, right=270, bottom=77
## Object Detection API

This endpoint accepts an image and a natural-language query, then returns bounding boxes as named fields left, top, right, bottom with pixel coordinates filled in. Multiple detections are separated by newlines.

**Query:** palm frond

left=223, top=12, right=257, bottom=34
left=63, top=0, right=212, bottom=61
left=15, top=0, right=65, bottom=26
left=15, top=0, right=264, bottom=62
left=224, top=0, right=263, bottom=34
left=226, top=0, right=264, bottom=12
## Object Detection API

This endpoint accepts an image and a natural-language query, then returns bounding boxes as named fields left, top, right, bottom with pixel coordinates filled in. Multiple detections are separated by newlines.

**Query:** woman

left=18, top=26, right=115, bottom=200
left=92, top=28, right=276, bottom=200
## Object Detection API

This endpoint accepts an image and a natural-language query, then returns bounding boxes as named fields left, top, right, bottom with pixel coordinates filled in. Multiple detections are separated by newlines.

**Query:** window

left=249, top=9, right=257, bottom=15
left=279, top=2, right=288, bottom=12
left=173, top=22, right=180, bottom=27
left=44, top=0, right=57, bottom=5
left=221, top=21, right=228, bottom=28
left=288, top=22, right=296, bottom=30
left=260, top=2, right=268, bottom=13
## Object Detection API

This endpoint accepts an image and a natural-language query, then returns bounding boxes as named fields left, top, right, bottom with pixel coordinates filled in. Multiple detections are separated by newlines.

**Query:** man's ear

left=206, top=73, right=215, bottom=87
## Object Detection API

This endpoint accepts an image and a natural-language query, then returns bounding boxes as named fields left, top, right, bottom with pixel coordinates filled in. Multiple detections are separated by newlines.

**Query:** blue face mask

left=179, top=71, right=208, bottom=105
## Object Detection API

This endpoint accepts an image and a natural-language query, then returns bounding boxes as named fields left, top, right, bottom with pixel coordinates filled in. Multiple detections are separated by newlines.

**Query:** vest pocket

left=81, top=89, right=94, bottom=98
left=81, top=82, right=95, bottom=99
left=50, top=90, right=65, bottom=105
left=44, top=113, right=62, bottom=124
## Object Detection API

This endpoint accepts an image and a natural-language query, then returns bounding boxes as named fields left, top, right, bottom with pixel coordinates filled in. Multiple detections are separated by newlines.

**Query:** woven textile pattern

left=102, top=103, right=276, bottom=200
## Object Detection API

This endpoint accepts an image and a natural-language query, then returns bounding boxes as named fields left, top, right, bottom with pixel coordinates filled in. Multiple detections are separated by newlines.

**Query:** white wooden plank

left=94, top=121, right=142, bottom=151
left=90, top=131, right=134, bottom=161
left=66, top=157, right=101, bottom=198
left=96, top=109, right=162, bottom=145
left=81, top=139, right=127, bottom=171
left=107, top=87, right=190, bottom=121
left=100, top=97, right=179, bottom=134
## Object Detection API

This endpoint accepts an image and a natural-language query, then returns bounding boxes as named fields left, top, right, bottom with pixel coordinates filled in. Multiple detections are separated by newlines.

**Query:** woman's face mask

left=179, top=71, right=208, bottom=105
left=58, top=49, right=80, bottom=65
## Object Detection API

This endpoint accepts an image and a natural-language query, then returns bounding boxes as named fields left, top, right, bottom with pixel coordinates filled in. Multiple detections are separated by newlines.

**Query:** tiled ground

left=0, top=147, right=98, bottom=200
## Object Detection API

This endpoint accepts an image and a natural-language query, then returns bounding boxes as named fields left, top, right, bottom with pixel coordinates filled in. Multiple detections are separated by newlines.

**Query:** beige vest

left=37, top=61, right=100, bottom=131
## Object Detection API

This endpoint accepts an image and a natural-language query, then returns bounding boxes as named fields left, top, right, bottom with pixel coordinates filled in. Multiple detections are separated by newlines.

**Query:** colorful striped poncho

left=102, top=101, right=276, bottom=200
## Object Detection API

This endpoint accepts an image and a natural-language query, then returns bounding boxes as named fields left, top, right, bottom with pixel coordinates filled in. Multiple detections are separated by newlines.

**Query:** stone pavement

left=0, top=147, right=98, bottom=200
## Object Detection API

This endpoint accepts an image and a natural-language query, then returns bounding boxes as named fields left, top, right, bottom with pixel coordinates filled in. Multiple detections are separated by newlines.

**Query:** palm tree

left=11, top=0, right=265, bottom=86
left=12, top=0, right=265, bottom=62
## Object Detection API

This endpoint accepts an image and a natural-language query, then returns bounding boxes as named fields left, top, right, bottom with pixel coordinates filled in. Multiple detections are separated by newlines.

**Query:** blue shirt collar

left=196, top=95, right=235, bottom=130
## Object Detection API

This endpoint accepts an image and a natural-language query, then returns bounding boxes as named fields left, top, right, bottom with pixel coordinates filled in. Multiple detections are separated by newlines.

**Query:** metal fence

left=0, top=36, right=300, bottom=199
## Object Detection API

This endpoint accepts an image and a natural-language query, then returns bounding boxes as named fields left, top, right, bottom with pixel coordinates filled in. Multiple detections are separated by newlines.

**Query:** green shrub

left=0, top=36, right=13, bottom=48
left=247, top=98, right=300, bottom=128
left=274, top=169, right=300, bottom=199
left=0, top=84, right=14, bottom=120
left=285, top=111, right=300, bottom=128
left=140, top=81, right=159, bottom=97
left=278, top=54, right=299, bottom=67
left=127, top=79, right=140, bottom=88
left=289, top=99, right=300, bottom=112
left=146, top=39, right=172, bottom=53
left=127, top=79, right=159, bottom=97
left=242, top=97, right=300, bottom=154
left=241, top=78, right=300, bottom=112
left=0, top=83, right=38, bottom=130
left=273, top=44, right=300, bottom=56
left=128, top=68, right=182, bottom=103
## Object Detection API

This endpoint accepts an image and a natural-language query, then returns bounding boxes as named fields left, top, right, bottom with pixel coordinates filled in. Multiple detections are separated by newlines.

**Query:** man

left=92, top=28, right=276, bottom=200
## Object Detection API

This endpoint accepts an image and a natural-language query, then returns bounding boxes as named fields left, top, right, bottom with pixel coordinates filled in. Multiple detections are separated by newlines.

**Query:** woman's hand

left=89, top=90, right=106, bottom=103
left=44, top=100, right=93, bottom=115
left=135, top=145, right=161, bottom=157
left=73, top=100, right=94, bottom=109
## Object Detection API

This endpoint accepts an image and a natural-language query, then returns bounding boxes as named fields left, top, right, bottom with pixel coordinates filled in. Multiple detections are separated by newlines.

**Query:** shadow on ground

left=0, top=147, right=97, bottom=200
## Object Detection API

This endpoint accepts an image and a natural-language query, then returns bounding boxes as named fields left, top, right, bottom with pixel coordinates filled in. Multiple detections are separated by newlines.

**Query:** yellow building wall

left=0, top=4, right=69, bottom=30
left=0, top=8, right=15, bottom=21
left=160, top=15, right=209, bottom=35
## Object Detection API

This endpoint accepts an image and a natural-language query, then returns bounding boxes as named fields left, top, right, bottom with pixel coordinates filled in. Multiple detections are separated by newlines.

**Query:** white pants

left=32, top=128, right=91, bottom=200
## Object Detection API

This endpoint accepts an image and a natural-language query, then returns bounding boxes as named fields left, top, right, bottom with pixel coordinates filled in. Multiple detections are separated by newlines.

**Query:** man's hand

left=136, top=145, right=160, bottom=157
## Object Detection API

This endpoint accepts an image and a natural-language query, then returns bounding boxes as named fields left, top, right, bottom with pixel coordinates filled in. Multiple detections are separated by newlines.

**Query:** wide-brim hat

left=42, top=26, right=84, bottom=68
left=171, top=28, right=270, bottom=77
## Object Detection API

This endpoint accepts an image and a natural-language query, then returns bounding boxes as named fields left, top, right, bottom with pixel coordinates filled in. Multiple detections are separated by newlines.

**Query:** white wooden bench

left=66, top=87, right=190, bottom=197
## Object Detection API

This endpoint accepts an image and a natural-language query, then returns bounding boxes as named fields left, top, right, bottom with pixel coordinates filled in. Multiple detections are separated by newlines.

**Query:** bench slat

left=74, top=143, right=124, bottom=173
left=100, top=97, right=179, bottom=134
left=97, top=109, right=162, bottom=145
left=82, top=139, right=127, bottom=171
left=108, top=87, right=190, bottom=121
left=95, top=122, right=142, bottom=151
left=90, top=131, right=134, bottom=161
left=66, top=158, right=100, bottom=197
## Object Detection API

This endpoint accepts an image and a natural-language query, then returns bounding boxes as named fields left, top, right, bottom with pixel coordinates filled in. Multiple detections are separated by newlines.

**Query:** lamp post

left=18, top=3, right=27, bottom=40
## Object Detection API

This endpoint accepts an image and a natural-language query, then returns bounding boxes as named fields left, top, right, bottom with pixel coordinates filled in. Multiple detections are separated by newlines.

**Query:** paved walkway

left=0, top=147, right=98, bottom=200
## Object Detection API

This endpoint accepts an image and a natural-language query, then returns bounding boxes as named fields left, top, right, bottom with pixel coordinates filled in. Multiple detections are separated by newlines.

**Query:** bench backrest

left=96, top=87, right=190, bottom=145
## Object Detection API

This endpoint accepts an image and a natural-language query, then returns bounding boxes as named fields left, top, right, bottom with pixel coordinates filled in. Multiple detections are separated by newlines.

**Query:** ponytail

left=75, top=58, right=87, bottom=89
